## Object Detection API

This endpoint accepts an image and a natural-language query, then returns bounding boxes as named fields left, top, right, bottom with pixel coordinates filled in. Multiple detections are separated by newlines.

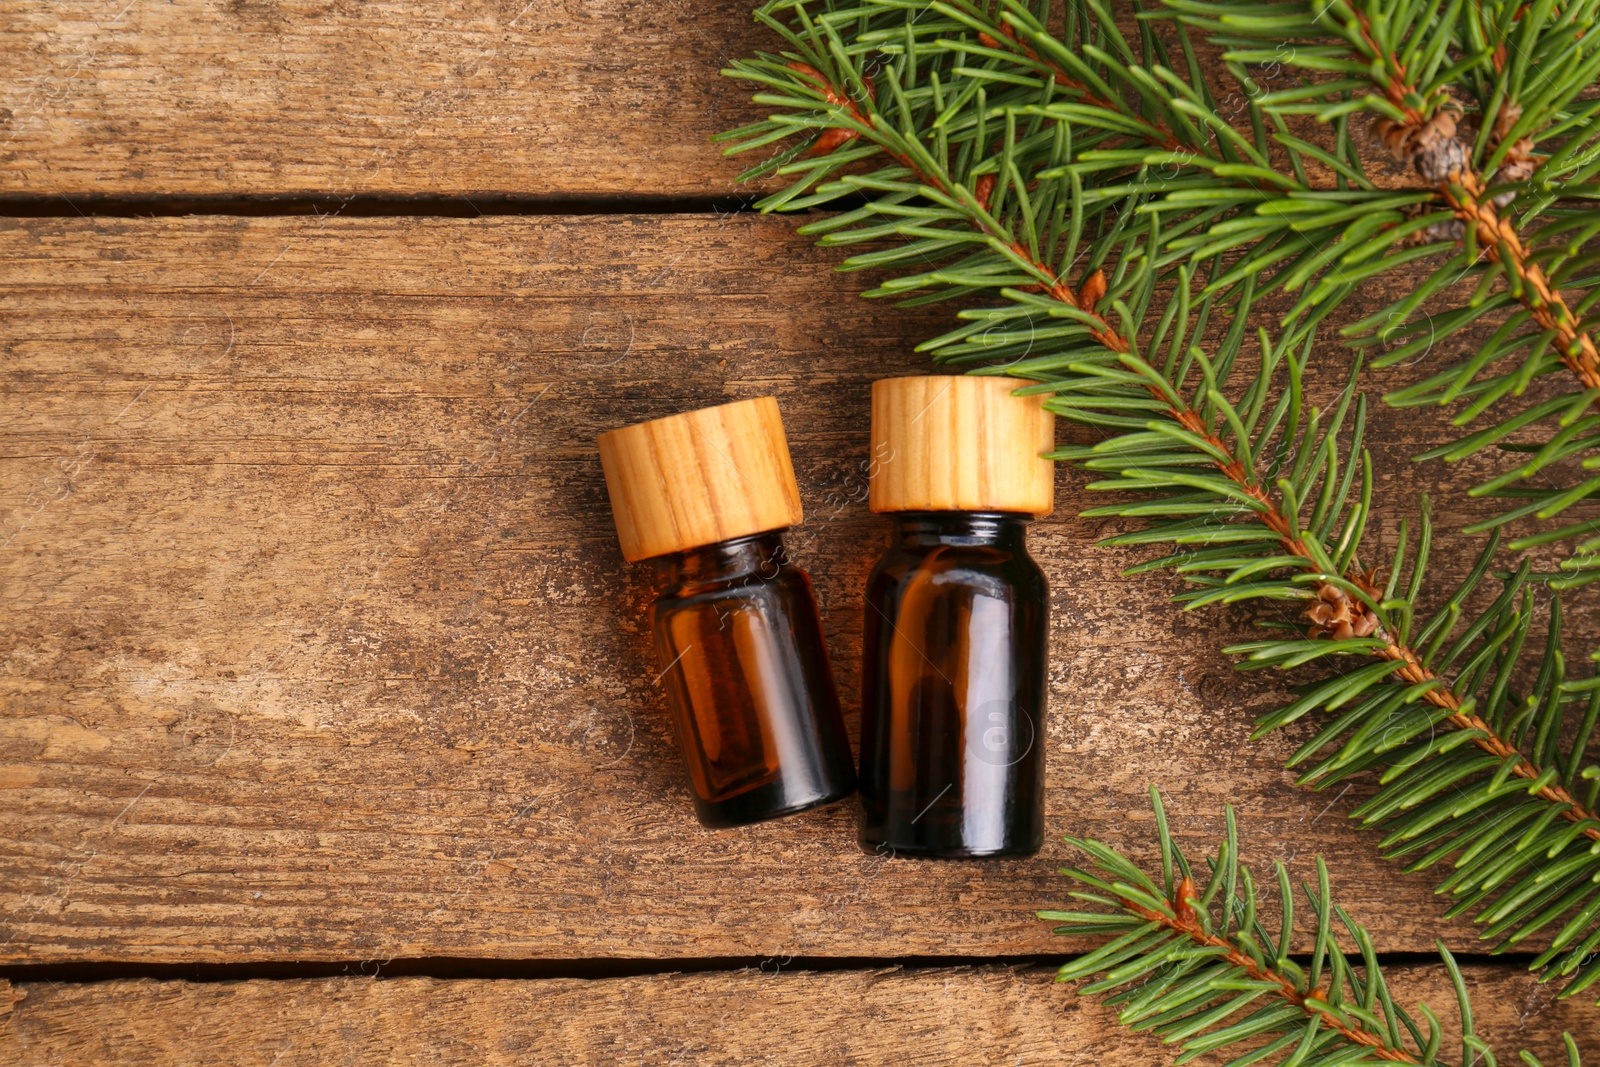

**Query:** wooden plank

left=0, top=3, right=1372, bottom=201
left=4, top=965, right=1596, bottom=1065
left=0, top=0, right=768, bottom=200
left=0, top=213, right=1589, bottom=964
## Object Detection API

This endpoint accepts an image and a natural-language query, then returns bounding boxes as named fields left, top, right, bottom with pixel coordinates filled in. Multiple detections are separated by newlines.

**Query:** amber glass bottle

left=859, top=376, right=1056, bottom=858
left=598, top=396, right=856, bottom=828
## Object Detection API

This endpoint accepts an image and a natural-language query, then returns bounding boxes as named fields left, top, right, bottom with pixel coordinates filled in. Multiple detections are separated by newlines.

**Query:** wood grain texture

left=869, top=375, right=1056, bottom=518
left=0, top=2, right=1382, bottom=202
left=1, top=213, right=1595, bottom=966
left=0, top=0, right=766, bottom=200
left=597, top=395, right=803, bottom=562
left=4, top=965, right=1597, bottom=1066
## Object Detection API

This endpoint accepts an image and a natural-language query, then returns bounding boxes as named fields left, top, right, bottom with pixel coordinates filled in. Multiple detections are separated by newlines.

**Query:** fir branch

left=724, top=9, right=1600, bottom=833
left=1042, top=788, right=1585, bottom=1066
left=802, top=0, right=1600, bottom=581
left=1148, top=0, right=1600, bottom=583
left=719, top=7, right=1128, bottom=341
left=1021, top=304, right=1600, bottom=997
left=721, top=0, right=1600, bottom=1001
left=1137, top=359, right=1600, bottom=837
left=1181, top=0, right=1600, bottom=397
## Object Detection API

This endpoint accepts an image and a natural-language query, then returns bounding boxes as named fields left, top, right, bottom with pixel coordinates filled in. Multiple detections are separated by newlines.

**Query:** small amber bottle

left=597, top=396, right=856, bottom=828
left=859, top=376, right=1056, bottom=858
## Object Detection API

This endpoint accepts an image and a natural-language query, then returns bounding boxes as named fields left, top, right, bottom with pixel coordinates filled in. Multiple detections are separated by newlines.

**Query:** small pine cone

left=1418, top=218, right=1466, bottom=243
left=1351, top=567, right=1384, bottom=599
left=1411, top=105, right=1459, bottom=147
left=1414, top=132, right=1469, bottom=184
left=1496, top=150, right=1538, bottom=184
left=1372, top=105, right=1469, bottom=184
left=1487, top=136, right=1539, bottom=208
left=1305, top=583, right=1380, bottom=642
left=1306, top=586, right=1349, bottom=638
left=1369, top=116, right=1416, bottom=161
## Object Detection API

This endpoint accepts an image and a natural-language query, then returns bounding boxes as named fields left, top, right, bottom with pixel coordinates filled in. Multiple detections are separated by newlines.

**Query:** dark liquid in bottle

left=651, top=531, right=856, bottom=828
left=859, top=512, right=1047, bottom=857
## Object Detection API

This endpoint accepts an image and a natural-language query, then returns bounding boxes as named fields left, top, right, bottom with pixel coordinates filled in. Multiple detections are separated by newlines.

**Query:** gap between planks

left=0, top=194, right=788, bottom=218
left=0, top=951, right=1546, bottom=985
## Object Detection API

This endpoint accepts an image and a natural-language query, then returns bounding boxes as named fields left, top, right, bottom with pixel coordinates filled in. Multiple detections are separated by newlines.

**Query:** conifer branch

left=783, top=0, right=1600, bottom=582
left=1153, top=360, right=1600, bottom=837
left=1122, top=884, right=1422, bottom=1064
left=1173, top=0, right=1600, bottom=408
left=721, top=0, right=1600, bottom=1002
left=1043, top=788, right=1585, bottom=1066
left=727, top=19, right=1600, bottom=837
left=1149, top=0, right=1600, bottom=583
left=1439, top=171, right=1600, bottom=395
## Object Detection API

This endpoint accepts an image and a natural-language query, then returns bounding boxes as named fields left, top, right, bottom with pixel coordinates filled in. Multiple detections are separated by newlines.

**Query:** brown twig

left=1163, top=395, right=1600, bottom=837
left=1441, top=172, right=1600, bottom=389
left=1123, top=876, right=1422, bottom=1064
left=785, top=62, right=1129, bottom=351
left=1355, top=15, right=1600, bottom=403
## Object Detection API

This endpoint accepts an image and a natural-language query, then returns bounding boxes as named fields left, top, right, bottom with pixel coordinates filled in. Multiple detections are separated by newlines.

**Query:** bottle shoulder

left=649, top=531, right=811, bottom=603
left=866, top=542, right=1046, bottom=598
left=654, top=560, right=814, bottom=612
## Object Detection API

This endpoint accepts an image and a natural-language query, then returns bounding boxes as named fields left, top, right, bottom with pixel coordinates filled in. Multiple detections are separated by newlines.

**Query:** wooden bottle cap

left=597, top=396, right=805, bottom=562
left=869, top=375, right=1055, bottom=517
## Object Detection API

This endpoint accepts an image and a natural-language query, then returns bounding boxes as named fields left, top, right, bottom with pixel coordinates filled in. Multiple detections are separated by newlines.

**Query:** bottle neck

left=886, top=511, right=1031, bottom=549
left=651, top=530, right=791, bottom=590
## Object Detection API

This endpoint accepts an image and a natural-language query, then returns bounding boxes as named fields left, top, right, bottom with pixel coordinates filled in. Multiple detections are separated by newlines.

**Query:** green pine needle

left=1042, top=788, right=1585, bottom=1066
left=723, top=0, right=1600, bottom=578
left=721, top=0, right=1600, bottom=1007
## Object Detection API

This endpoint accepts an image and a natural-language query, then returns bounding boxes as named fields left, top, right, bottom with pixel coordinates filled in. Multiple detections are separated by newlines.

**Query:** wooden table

left=2, top=2, right=1596, bottom=1063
